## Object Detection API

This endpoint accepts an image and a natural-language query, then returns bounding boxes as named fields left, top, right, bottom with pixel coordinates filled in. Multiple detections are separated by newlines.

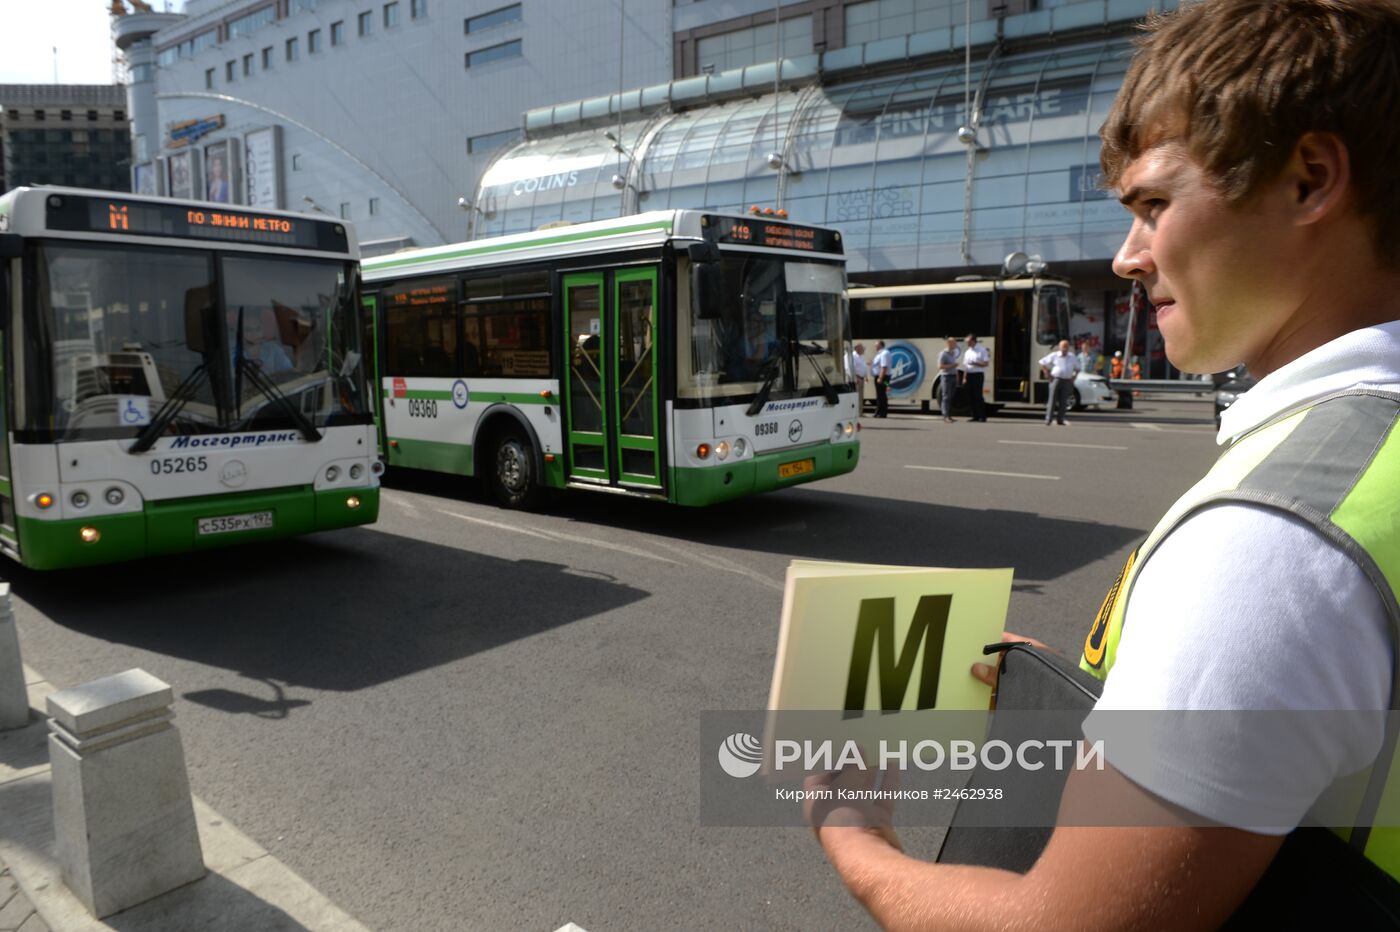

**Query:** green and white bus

left=361, top=210, right=860, bottom=508
left=0, top=187, right=380, bottom=569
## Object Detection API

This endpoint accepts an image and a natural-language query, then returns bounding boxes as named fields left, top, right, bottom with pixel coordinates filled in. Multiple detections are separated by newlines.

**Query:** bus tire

left=489, top=429, right=543, bottom=510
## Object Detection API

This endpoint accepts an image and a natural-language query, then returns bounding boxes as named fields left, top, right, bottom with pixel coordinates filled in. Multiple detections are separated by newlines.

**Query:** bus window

left=1036, top=287, right=1069, bottom=344
left=383, top=277, right=458, bottom=377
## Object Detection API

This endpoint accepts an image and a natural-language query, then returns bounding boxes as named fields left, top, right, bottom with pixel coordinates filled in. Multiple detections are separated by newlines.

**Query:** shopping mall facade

left=119, top=0, right=1185, bottom=374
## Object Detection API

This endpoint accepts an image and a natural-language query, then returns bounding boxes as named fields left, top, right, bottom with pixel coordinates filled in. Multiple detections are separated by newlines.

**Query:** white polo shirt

left=1039, top=351, right=1080, bottom=380
left=871, top=347, right=893, bottom=377
left=1085, top=320, right=1400, bottom=832
left=962, top=344, right=989, bottom=372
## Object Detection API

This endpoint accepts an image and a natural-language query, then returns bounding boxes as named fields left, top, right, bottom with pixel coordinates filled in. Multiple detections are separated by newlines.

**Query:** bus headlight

left=844, top=422, right=855, bottom=437
left=832, top=425, right=844, bottom=442
left=71, top=490, right=90, bottom=509
left=734, top=437, right=747, bottom=457
left=715, top=441, right=731, bottom=461
left=105, top=487, right=125, bottom=506
left=349, top=463, right=364, bottom=481
left=371, top=460, right=385, bottom=476
left=326, top=465, right=341, bottom=482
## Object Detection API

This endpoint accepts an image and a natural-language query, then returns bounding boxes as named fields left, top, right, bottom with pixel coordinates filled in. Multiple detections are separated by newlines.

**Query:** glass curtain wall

left=475, top=37, right=1133, bottom=272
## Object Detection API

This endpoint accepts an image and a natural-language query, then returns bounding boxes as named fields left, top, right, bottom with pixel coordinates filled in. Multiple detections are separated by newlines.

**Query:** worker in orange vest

left=1131, top=356, right=1143, bottom=395
left=1110, top=351, right=1124, bottom=379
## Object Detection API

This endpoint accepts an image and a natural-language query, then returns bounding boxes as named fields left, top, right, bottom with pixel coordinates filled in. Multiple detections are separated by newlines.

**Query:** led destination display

left=45, top=194, right=349, bottom=253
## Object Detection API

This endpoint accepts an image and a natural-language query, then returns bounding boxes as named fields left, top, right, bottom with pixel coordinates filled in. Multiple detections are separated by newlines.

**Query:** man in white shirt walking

left=1040, top=338, right=1081, bottom=425
left=961, top=333, right=990, bottom=422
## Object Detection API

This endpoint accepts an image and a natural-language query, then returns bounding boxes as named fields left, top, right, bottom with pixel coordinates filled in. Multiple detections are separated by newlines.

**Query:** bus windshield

left=685, top=254, right=850, bottom=402
left=23, top=241, right=370, bottom=441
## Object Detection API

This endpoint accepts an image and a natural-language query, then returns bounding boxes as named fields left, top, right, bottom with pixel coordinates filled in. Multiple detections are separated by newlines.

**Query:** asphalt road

left=5, top=395, right=1221, bottom=931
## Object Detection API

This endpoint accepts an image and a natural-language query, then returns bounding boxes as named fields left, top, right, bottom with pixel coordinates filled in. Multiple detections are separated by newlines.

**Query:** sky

left=0, top=0, right=188, bottom=85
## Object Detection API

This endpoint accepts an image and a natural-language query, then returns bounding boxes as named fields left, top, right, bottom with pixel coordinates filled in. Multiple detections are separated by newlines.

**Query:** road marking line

left=441, top=510, right=682, bottom=565
left=644, top=538, right=783, bottom=592
left=998, top=440, right=1128, bottom=451
left=905, top=465, right=1060, bottom=480
left=1130, top=422, right=1164, bottom=430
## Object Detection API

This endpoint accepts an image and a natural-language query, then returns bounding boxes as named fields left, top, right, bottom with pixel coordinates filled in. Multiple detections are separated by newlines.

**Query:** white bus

left=0, top=187, right=380, bottom=569
left=361, top=210, right=860, bottom=508
left=849, top=276, right=1112, bottom=414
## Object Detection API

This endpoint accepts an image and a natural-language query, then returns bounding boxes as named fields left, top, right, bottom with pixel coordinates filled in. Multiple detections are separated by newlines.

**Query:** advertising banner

left=244, top=126, right=282, bottom=209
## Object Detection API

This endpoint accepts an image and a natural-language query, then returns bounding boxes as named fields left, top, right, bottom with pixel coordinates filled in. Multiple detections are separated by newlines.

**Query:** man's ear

left=1287, top=131, right=1351, bottom=226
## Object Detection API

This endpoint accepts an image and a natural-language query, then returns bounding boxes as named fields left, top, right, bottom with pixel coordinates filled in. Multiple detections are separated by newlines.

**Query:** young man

left=806, top=1, right=1400, bottom=925
left=1040, top=338, right=1080, bottom=425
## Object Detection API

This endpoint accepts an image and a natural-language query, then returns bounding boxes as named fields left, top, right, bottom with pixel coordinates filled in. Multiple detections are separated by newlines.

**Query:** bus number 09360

left=755, top=421, right=779, bottom=436
left=407, top=399, right=438, bottom=418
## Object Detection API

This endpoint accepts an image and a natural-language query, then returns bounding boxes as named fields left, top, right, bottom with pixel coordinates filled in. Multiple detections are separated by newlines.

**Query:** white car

left=1072, top=372, right=1116, bottom=410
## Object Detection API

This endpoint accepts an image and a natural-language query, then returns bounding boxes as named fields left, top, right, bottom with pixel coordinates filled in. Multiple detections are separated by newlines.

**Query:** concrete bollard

left=47, top=668, right=206, bottom=918
left=0, top=583, right=29, bottom=730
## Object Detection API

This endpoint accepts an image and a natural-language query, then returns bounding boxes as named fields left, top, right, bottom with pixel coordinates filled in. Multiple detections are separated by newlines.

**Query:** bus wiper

left=237, top=356, right=322, bottom=442
left=128, top=365, right=209, bottom=454
left=745, top=356, right=782, bottom=417
left=796, top=342, right=840, bottom=405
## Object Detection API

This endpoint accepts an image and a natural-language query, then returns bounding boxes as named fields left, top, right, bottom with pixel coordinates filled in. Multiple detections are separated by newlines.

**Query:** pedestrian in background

left=848, top=342, right=869, bottom=416
left=870, top=340, right=892, bottom=418
left=961, top=333, right=989, bottom=422
left=1110, top=350, right=1125, bottom=379
left=1077, top=342, right=1094, bottom=375
left=1040, top=338, right=1080, bottom=425
left=936, top=336, right=960, bottom=423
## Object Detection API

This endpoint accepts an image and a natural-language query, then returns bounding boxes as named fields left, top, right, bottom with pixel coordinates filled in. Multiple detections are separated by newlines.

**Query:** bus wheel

left=490, top=430, right=542, bottom=510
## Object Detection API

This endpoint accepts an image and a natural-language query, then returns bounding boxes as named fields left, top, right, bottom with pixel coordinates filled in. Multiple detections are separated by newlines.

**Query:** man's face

left=946, top=339, right=957, bottom=351
left=1058, top=340, right=1070, bottom=354
left=1112, top=142, right=1301, bottom=374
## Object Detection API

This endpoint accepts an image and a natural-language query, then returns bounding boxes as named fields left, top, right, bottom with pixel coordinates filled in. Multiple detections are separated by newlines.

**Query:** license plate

left=197, top=511, right=274, bottom=536
left=778, top=458, right=815, bottom=479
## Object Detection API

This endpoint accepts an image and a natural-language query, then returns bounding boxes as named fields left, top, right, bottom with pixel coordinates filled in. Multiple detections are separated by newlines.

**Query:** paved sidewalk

left=0, top=866, right=48, bottom=932
left=1, top=664, right=369, bottom=932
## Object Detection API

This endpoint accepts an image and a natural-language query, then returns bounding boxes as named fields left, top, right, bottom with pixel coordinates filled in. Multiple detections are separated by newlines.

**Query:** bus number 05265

left=150, top=456, right=209, bottom=475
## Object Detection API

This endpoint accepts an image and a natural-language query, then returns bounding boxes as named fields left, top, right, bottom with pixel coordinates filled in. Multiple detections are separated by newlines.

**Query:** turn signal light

left=79, top=526, right=100, bottom=544
left=539, top=389, right=553, bottom=399
left=346, top=496, right=362, bottom=510
left=36, top=493, right=53, bottom=509
left=696, top=443, right=712, bottom=460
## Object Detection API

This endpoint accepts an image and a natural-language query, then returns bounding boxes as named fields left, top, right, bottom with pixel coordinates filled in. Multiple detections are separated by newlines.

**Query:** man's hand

left=971, top=631, right=1055, bottom=705
left=804, top=755, right=904, bottom=855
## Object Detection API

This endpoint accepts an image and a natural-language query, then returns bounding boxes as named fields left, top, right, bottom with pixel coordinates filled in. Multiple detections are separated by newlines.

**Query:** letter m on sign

left=844, top=595, right=951, bottom=711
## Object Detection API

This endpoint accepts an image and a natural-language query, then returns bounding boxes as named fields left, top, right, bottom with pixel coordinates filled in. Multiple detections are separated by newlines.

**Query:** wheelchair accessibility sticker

left=118, top=396, right=151, bottom=426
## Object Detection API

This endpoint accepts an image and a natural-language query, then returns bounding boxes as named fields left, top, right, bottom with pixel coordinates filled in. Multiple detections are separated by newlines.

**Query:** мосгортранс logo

left=718, top=733, right=763, bottom=778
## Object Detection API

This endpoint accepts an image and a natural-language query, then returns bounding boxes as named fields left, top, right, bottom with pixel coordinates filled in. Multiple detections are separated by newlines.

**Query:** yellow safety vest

left=1080, top=390, right=1400, bottom=874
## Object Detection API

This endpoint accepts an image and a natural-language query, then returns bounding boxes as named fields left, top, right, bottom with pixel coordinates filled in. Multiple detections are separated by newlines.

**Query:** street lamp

left=458, top=196, right=493, bottom=240
left=603, top=130, right=643, bottom=215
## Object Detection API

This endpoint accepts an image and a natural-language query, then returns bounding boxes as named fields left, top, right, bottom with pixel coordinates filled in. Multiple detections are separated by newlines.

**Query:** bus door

left=562, top=269, right=662, bottom=490
left=0, top=245, right=17, bottom=556
left=361, top=292, right=384, bottom=455
left=994, top=290, right=1031, bottom=403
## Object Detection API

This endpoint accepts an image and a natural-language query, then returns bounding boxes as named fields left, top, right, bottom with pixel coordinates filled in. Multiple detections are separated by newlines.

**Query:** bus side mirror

left=688, top=243, right=724, bottom=321
left=183, top=285, right=215, bottom=354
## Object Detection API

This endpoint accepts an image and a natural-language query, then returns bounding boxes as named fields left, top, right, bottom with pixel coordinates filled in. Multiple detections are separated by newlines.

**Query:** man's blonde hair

left=1100, top=0, right=1400, bottom=260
